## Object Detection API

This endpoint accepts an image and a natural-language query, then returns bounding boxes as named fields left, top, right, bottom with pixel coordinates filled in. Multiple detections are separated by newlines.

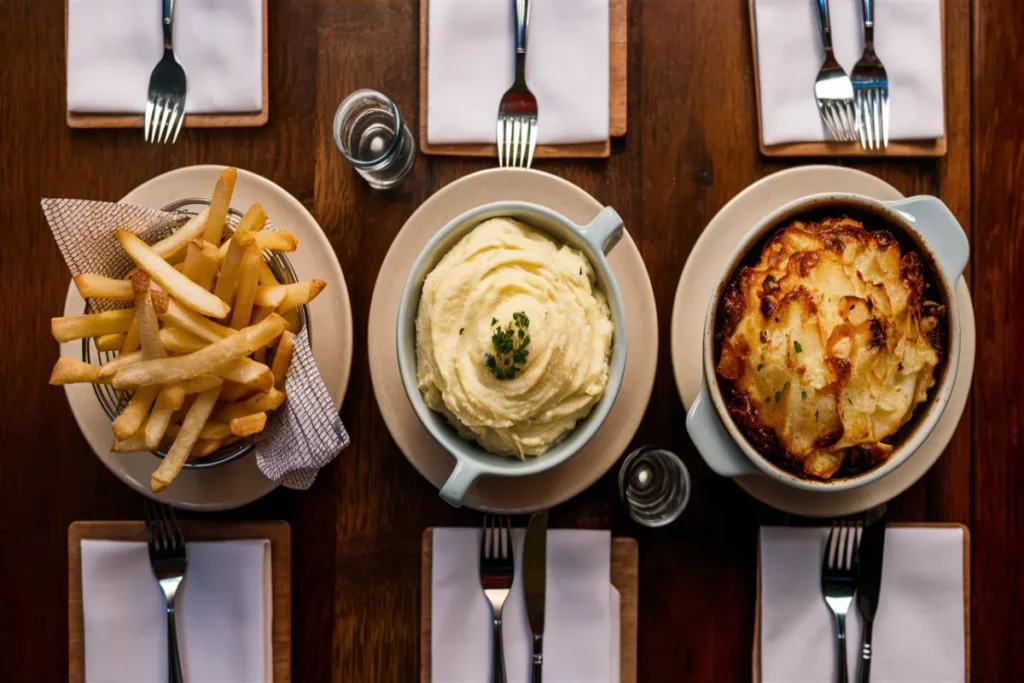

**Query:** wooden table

left=1, top=0, right=1019, bottom=681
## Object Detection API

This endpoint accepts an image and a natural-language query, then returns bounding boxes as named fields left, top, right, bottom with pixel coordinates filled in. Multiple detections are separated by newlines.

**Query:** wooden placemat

left=64, top=0, right=269, bottom=129
left=752, top=522, right=971, bottom=682
left=420, top=529, right=638, bottom=683
left=748, top=0, right=947, bottom=157
left=419, top=0, right=627, bottom=159
left=68, top=520, right=291, bottom=683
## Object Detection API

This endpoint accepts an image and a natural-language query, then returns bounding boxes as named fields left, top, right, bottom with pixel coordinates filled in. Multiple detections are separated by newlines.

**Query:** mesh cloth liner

left=41, top=198, right=349, bottom=489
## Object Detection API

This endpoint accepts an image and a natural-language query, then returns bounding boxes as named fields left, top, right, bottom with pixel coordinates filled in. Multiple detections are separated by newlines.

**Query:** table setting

left=5, top=0, right=1018, bottom=680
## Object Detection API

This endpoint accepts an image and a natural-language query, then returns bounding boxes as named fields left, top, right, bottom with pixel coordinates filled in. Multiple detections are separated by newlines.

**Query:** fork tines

left=144, top=501, right=185, bottom=554
left=481, top=515, right=513, bottom=561
left=824, top=517, right=863, bottom=572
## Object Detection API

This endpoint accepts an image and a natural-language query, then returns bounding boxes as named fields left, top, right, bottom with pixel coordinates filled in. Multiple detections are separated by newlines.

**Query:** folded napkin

left=759, top=526, right=966, bottom=683
left=81, top=539, right=271, bottom=683
left=427, top=0, right=610, bottom=145
left=754, top=0, right=945, bottom=145
left=67, top=0, right=263, bottom=114
left=432, top=528, right=620, bottom=683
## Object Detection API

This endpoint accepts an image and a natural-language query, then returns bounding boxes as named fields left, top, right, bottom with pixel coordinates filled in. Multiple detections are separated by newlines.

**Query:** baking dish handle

left=685, top=378, right=759, bottom=478
left=439, top=460, right=480, bottom=507
left=885, top=195, right=970, bottom=283
left=579, top=206, right=624, bottom=256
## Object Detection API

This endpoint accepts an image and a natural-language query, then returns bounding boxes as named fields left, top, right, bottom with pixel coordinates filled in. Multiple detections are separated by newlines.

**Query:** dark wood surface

left=0, top=0, right=1018, bottom=680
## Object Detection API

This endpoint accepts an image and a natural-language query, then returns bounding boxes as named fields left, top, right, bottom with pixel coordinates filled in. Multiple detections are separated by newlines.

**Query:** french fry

left=150, top=207, right=211, bottom=260
left=233, top=203, right=268, bottom=236
left=120, top=317, right=140, bottom=354
left=181, top=239, right=220, bottom=291
left=159, top=299, right=234, bottom=343
left=219, top=380, right=257, bottom=402
left=283, top=309, right=302, bottom=334
left=175, top=375, right=224, bottom=395
left=230, top=412, right=267, bottom=437
left=189, top=438, right=224, bottom=460
left=95, top=333, right=126, bottom=352
left=213, top=230, right=256, bottom=308
left=197, top=422, right=233, bottom=440
left=270, top=330, right=294, bottom=388
left=144, top=385, right=187, bottom=450
left=49, top=357, right=105, bottom=385
left=214, top=388, right=286, bottom=422
left=131, top=272, right=165, bottom=360
left=216, top=230, right=297, bottom=262
left=73, top=274, right=134, bottom=300
left=51, top=309, right=135, bottom=343
left=257, top=259, right=279, bottom=286
left=151, top=386, right=221, bottom=492
left=253, top=347, right=268, bottom=364
left=230, top=244, right=261, bottom=329
left=98, top=350, right=143, bottom=381
left=111, top=385, right=160, bottom=439
left=111, top=428, right=154, bottom=453
left=158, top=327, right=206, bottom=354
left=203, top=167, right=238, bottom=245
left=116, top=230, right=231, bottom=318
left=112, top=314, right=287, bottom=389
left=258, top=280, right=326, bottom=313
left=250, top=305, right=276, bottom=326
left=252, top=286, right=286, bottom=308
left=214, top=357, right=274, bottom=390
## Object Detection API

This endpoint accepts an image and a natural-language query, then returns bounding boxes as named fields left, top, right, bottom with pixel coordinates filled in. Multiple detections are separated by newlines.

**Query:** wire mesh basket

left=81, top=197, right=310, bottom=469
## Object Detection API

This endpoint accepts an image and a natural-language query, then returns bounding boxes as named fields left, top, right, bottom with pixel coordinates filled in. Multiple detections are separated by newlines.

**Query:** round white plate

left=671, top=166, right=975, bottom=517
left=367, top=168, right=659, bottom=512
left=62, top=165, right=353, bottom=511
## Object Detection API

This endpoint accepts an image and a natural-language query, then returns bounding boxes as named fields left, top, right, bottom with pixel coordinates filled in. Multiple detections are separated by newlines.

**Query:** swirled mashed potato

left=416, top=217, right=613, bottom=458
left=716, top=216, right=944, bottom=479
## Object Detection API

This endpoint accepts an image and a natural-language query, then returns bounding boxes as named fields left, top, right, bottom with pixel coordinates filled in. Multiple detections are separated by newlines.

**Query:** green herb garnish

left=756, top=363, right=763, bottom=372
left=484, top=312, right=531, bottom=380
left=794, top=341, right=802, bottom=353
left=775, top=390, right=782, bottom=403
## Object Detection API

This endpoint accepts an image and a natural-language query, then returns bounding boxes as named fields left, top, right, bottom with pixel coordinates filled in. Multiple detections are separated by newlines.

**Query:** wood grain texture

left=68, top=521, right=291, bottom=682
left=418, top=0, right=626, bottom=158
left=748, top=0, right=948, bottom=158
left=64, top=0, right=270, bottom=129
left=0, top=0, right=1019, bottom=680
left=419, top=530, right=638, bottom=683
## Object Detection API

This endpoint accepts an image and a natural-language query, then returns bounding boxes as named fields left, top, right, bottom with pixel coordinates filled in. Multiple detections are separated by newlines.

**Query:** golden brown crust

left=715, top=216, right=945, bottom=480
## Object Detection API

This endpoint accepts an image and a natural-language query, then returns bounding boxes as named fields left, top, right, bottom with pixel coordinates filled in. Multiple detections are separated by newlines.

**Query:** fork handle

left=167, top=604, right=184, bottom=683
left=513, top=0, right=531, bottom=55
left=833, top=614, right=849, bottom=683
left=814, top=0, right=834, bottom=50
left=162, top=0, right=175, bottom=49
left=491, top=617, right=507, bottom=683
left=860, top=0, right=875, bottom=45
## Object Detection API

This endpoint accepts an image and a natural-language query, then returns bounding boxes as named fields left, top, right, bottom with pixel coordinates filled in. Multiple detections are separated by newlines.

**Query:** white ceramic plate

left=367, top=168, right=658, bottom=512
left=671, top=166, right=975, bottom=516
left=61, top=165, right=353, bottom=511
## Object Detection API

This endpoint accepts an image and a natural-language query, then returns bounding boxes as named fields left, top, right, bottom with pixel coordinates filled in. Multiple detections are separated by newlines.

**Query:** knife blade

left=523, top=510, right=548, bottom=683
left=855, top=503, right=887, bottom=683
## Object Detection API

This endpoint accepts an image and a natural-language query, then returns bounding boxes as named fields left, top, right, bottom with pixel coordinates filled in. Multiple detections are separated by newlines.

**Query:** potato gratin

left=715, top=216, right=945, bottom=479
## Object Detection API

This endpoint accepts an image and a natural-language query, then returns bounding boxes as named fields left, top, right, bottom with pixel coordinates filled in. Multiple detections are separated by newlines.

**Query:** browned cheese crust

left=715, top=217, right=945, bottom=479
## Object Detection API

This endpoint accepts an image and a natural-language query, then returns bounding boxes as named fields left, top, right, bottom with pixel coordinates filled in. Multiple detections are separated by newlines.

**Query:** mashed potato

left=416, top=217, right=614, bottom=457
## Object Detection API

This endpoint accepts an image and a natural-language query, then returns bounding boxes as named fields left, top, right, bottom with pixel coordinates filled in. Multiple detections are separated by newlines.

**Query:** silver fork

left=479, top=516, right=515, bottom=683
left=851, top=0, right=890, bottom=150
left=496, top=0, right=539, bottom=168
left=813, top=0, right=857, bottom=142
left=144, top=0, right=187, bottom=144
left=821, top=517, right=863, bottom=683
left=144, top=502, right=188, bottom=683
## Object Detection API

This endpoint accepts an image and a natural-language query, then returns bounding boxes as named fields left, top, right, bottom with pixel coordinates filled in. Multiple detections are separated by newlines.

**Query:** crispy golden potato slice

left=51, top=309, right=135, bottom=343
left=230, top=412, right=267, bottom=437
left=203, top=167, right=237, bottom=245
left=181, top=239, right=220, bottom=291
left=74, top=274, right=134, bottom=300
left=159, top=299, right=234, bottom=343
left=151, top=385, right=221, bottom=492
left=230, top=244, right=261, bottom=329
left=150, top=207, right=210, bottom=261
left=112, top=385, right=160, bottom=440
left=270, top=330, right=294, bottom=388
left=95, top=333, right=126, bottom=352
left=49, top=357, right=106, bottom=385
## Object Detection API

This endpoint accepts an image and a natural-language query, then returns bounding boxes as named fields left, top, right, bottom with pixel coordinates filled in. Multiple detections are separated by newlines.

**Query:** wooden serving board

left=64, top=0, right=269, bottom=129
left=420, top=529, right=638, bottom=683
left=419, top=0, right=627, bottom=159
left=749, top=0, right=947, bottom=157
left=752, top=523, right=971, bottom=682
left=68, top=520, right=291, bottom=683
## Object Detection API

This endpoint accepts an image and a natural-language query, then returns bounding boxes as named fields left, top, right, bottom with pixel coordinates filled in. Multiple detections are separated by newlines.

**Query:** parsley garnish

left=484, top=312, right=531, bottom=380
left=794, top=341, right=802, bottom=353
left=775, top=390, right=782, bottom=403
left=756, top=363, right=763, bottom=372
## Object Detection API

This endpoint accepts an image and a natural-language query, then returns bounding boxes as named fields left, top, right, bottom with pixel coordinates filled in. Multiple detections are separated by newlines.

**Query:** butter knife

left=855, top=503, right=887, bottom=683
left=523, top=510, right=549, bottom=683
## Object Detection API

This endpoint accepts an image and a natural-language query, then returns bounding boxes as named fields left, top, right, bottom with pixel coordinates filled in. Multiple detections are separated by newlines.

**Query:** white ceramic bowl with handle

left=685, top=193, right=969, bottom=491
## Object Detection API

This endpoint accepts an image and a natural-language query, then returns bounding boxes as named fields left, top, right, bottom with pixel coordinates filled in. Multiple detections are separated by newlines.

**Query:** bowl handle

left=884, top=196, right=970, bottom=282
left=439, top=460, right=480, bottom=507
left=685, top=379, right=758, bottom=477
left=579, top=207, right=624, bottom=255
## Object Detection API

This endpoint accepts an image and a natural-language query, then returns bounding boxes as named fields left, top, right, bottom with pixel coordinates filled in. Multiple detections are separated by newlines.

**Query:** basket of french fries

left=46, top=168, right=340, bottom=493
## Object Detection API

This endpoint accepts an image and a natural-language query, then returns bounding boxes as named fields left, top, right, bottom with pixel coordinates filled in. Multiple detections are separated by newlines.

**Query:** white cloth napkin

left=754, top=0, right=945, bottom=144
left=67, top=0, right=263, bottom=114
left=432, top=528, right=620, bottom=683
left=759, top=526, right=966, bottom=683
left=427, top=0, right=610, bottom=145
left=80, top=539, right=272, bottom=683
